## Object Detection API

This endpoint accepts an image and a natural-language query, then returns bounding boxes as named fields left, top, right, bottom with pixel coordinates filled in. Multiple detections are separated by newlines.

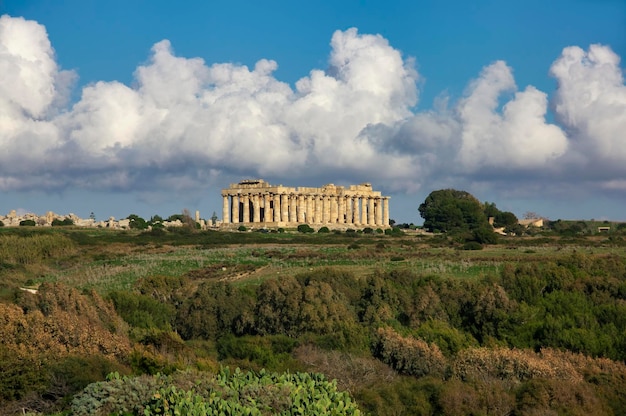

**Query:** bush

left=385, top=227, right=405, bottom=236
left=52, top=217, right=74, bottom=226
left=472, top=226, right=498, bottom=244
left=317, top=226, right=330, bottom=233
left=462, top=241, right=483, bottom=250
left=238, top=225, right=247, bottom=232
left=19, top=219, right=36, bottom=226
left=297, top=224, right=315, bottom=233
left=71, top=368, right=363, bottom=416
left=363, top=227, right=374, bottom=234
left=372, top=327, right=447, bottom=378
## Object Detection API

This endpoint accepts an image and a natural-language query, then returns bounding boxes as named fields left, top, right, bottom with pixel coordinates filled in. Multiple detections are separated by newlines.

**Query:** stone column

left=222, top=195, right=229, bottom=224
left=263, top=194, right=270, bottom=222
left=353, top=197, right=360, bottom=225
left=383, top=197, right=390, bottom=226
left=368, top=197, right=375, bottom=226
left=313, top=195, right=320, bottom=223
left=288, top=194, right=296, bottom=223
left=337, top=196, right=344, bottom=224
left=232, top=194, right=240, bottom=224
left=281, top=194, right=289, bottom=223
left=322, top=195, right=330, bottom=223
left=376, top=197, right=383, bottom=226
left=253, top=194, right=261, bottom=223
left=329, top=195, right=338, bottom=223
left=298, top=194, right=306, bottom=223
left=243, top=194, right=250, bottom=223
left=345, top=196, right=352, bottom=224
left=306, top=195, right=313, bottom=223
left=361, top=196, right=368, bottom=225
left=273, top=194, right=281, bottom=222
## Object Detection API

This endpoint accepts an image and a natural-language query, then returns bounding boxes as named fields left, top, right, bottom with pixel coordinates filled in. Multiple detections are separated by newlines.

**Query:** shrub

left=317, top=226, right=330, bottom=233
left=19, top=219, right=36, bottom=226
left=108, top=291, right=175, bottom=330
left=372, top=327, right=447, bottom=378
left=385, top=227, right=404, bottom=236
left=297, top=224, right=315, bottom=233
left=363, top=227, right=374, bottom=234
left=472, top=226, right=498, bottom=244
left=52, top=218, right=74, bottom=226
left=142, top=227, right=166, bottom=237
left=238, top=225, right=247, bottom=232
left=462, top=241, right=483, bottom=250
left=71, top=368, right=363, bottom=416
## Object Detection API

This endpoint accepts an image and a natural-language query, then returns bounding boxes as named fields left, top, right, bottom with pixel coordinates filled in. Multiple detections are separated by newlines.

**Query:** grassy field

left=4, top=226, right=623, bottom=295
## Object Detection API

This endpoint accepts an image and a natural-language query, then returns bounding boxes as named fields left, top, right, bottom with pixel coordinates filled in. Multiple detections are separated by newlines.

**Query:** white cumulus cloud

left=551, top=44, right=626, bottom=166
left=0, top=15, right=625, bottom=202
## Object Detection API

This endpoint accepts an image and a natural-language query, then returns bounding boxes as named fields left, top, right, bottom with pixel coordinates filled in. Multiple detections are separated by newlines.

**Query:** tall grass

left=0, top=234, right=76, bottom=264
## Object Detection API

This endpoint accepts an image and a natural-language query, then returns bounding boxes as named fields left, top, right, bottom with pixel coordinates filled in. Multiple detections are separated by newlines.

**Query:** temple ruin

left=221, top=179, right=390, bottom=229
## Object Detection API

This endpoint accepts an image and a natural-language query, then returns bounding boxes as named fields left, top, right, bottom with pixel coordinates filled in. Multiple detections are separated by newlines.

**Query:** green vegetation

left=297, top=224, right=315, bottom=233
left=51, top=217, right=74, bottom=226
left=2, top=224, right=626, bottom=414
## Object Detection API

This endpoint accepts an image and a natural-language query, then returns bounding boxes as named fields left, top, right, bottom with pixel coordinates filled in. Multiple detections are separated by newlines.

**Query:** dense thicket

left=163, top=254, right=626, bottom=362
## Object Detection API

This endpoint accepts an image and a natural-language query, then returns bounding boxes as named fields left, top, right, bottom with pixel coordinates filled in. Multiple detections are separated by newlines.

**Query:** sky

left=1, top=0, right=625, bottom=224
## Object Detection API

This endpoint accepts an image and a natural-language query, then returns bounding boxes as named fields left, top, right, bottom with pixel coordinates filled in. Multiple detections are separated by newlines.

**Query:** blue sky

left=1, top=0, right=625, bottom=223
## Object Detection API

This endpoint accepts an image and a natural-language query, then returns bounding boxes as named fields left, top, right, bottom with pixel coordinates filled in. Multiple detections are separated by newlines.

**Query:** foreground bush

left=71, top=368, right=362, bottom=415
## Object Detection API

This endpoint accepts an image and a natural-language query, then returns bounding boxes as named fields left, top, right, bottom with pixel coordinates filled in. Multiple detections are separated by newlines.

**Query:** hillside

left=1, top=227, right=626, bottom=414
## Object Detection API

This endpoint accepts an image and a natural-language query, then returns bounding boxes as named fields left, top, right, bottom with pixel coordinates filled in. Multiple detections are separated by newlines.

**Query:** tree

left=494, top=211, right=518, bottom=229
left=419, top=189, right=490, bottom=233
left=127, top=214, right=148, bottom=230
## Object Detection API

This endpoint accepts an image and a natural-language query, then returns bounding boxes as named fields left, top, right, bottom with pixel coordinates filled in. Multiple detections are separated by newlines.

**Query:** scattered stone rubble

left=0, top=209, right=218, bottom=230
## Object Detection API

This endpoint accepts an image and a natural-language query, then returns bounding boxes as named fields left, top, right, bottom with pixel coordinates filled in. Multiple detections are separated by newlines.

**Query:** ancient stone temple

left=221, top=179, right=390, bottom=228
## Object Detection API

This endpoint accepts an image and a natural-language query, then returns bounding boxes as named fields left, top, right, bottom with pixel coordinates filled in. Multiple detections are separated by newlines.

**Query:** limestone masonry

left=221, top=179, right=390, bottom=229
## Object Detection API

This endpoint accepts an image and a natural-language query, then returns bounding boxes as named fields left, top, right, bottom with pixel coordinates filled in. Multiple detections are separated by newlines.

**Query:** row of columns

left=222, top=193, right=389, bottom=227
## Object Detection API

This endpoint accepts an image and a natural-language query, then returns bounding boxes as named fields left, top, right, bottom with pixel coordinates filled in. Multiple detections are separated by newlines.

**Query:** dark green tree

left=419, top=189, right=490, bottom=233
left=127, top=214, right=148, bottom=230
left=494, top=211, right=518, bottom=229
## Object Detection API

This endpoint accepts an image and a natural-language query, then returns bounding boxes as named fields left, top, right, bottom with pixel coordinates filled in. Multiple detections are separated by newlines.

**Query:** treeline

left=155, top=253, right=626, bottom=360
